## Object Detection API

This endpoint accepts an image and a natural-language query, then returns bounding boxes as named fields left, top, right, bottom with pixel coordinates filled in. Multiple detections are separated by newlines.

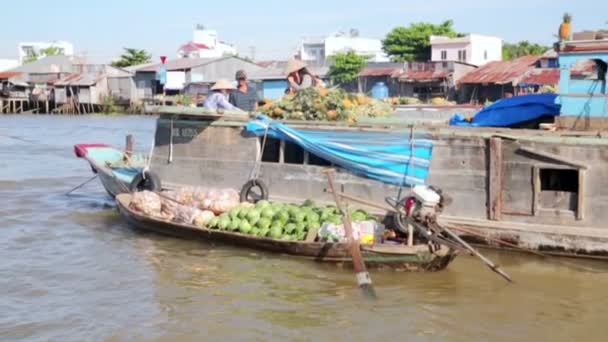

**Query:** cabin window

left=540, top=169, right=578, bottom=193
left=534, top=167, right=582, bottom=217
left=308, top=152, right=332, bottom=166
left=259, top=137, right=333, bottom=167
left=260, top=137, right=281, bottom=162
left=484, top=50, right=488, bottom=60
left=284, top=141, right=305, bottom=164
left=441, top=50, right=447, bottom=60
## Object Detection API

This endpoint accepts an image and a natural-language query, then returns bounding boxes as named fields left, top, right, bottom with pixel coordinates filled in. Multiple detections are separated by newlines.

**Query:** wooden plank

left=489, top=137, right=503, bottom=221
left=532, top=167, right=540, bottom=216
left=578, top=169, right=586, bottom=221
left=518, top=145, right=590, bottom=170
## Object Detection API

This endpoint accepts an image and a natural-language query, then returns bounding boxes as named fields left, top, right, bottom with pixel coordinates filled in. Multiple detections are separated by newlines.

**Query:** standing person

left=284, top=58, right=324, bottom=94
left=203, top=79, right=239, bottom=111
left=229, top=70, right=259, bottom=112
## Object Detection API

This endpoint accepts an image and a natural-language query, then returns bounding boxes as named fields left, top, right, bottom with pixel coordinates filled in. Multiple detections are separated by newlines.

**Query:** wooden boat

left=115, top=193, right=457, bottom=271
left=73, top=143, right=143, bottom=197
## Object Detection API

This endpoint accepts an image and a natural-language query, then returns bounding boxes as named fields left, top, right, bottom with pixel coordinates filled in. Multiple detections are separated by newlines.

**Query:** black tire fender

left=239, top=179, right=269, bottom=203
left=129, top=170, right=162, bottom=193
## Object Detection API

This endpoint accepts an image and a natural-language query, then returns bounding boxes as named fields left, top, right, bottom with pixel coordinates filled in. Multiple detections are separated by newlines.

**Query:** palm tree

left=111, top=48, right=152, bottom=68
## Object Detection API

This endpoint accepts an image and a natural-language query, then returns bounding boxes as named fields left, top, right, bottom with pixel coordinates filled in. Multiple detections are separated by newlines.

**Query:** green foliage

left=328, top=51, right=367, bottom=85
left=23, top=46, right=64, bottom=64
left=382, top=20, right=462, bottom=61
left=502, top=41, right=550, bottom=60
left=174, top=94, right=193, bottom=106
left=102, top=95, right=119, bottom=114
left=111, top=48, right=152, bottom=68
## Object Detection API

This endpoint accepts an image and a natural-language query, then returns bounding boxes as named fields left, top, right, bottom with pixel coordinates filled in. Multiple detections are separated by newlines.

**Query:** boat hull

left=116, top=194, right=456, bottom=271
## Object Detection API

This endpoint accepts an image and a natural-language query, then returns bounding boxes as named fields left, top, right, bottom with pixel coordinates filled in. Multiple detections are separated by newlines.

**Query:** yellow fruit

left=317, top=87, right=329, bottom=97
left=355, top=94, right=370, bottom=106
left=326, top=110, right=339, bottom=120
left=273, top=108, right=285, bottom=116
left=342, top=99, right=354, bottom=109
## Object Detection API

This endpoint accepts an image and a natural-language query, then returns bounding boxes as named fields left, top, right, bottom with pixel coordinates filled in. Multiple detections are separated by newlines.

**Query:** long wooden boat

left=116, top=193, right=457, bottom=271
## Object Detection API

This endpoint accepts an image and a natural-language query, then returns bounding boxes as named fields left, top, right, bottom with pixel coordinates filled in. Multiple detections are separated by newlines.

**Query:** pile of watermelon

left=206, top=199, right=374, bottom=241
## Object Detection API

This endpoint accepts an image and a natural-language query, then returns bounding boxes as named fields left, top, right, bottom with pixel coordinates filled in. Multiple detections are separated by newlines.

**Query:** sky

left=1, top=0, right=606, bottom=63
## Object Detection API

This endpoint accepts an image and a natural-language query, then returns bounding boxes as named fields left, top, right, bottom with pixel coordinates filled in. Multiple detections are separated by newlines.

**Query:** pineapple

left=559, top=13, right=572, bottom=41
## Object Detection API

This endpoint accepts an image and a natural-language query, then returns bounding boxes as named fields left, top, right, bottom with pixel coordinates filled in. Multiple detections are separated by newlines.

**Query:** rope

left=396, top=125, right=416, bottom=201
left=249, top=122, right=270, bottom=182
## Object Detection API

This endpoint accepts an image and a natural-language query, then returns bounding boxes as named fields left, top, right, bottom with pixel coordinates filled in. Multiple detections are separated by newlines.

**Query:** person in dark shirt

left=229, top=70, right=259, bottom=112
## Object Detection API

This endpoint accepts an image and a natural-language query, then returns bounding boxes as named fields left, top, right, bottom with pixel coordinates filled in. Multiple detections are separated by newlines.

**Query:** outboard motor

left=393, top=185, right=449, bottom=235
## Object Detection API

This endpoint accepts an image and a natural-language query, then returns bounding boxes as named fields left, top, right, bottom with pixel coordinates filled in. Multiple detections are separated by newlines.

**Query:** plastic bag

left=193, top=210, right=216, bottom=227
left=129, top=191, right=162, bottom=217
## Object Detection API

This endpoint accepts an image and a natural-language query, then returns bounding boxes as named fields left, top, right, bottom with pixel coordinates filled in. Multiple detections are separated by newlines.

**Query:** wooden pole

left=324, top=169, right=377, bottom=299
left=125, top=134, right=134, bottom=159
left=489, top=137, right=503, bottom=221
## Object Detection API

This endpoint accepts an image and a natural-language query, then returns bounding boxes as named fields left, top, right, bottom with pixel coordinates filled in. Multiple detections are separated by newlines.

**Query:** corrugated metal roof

left=399, top=70, right=450, bottom=82
left=135, top=57, right=225, bottom=72
left=458, top=55, right=540, bottom=85
left=359, top=67, right=401, bottom=77
left=0, top=71, right=21, bottom=79
left=520, top=68, right=560, bottom=85
left=54, top=73, right=104, bottom=86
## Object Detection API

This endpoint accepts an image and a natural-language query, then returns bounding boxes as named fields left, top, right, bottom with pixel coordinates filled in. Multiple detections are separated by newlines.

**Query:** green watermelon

left=284, top=223, right=297, bottom=234
left=218, top=216, right=231, bottom=230
left=296, top=231, right=307, bottom=241
left=208, top=217, right=219, bottom=229
left=259, top=227, right=270, bottom=237
left=229, top=207, right=241, bottom=220
left=257, top=217, right=271, bottom=230
left=229, top=218, right=241, bottom=231
left=255, top=200, right=271, bottom=209
left=293, top=211, right=306, bottom=223
left=295, top=222, right=307, bottom=233
left=261, top=207, right=275, bottom=219
left=269, top=226, right=283, bottom=239
left=351, top=210, right=367, bottom=222
left=238, top=207, right=250, bottom=220
left=306, top=211, right=320, bottom=224
left=275, top=210, right=290, bottom=224
left=239, top=221, right=252, bottom=234
left=247, top=209, right=261, bottom=226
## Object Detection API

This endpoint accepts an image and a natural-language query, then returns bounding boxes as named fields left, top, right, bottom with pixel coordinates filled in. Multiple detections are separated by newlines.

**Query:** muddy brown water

left=1, top=115, right=608, bottom=342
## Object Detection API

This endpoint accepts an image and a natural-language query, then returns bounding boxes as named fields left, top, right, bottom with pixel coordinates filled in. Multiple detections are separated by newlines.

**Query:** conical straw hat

left=211, top=79, right=236, bottom=90
left=284, top=58, right=307, bottom=76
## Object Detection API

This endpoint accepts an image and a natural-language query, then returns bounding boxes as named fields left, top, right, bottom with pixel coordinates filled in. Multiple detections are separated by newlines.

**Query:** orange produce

left=559, top=13, right=572, bottom=41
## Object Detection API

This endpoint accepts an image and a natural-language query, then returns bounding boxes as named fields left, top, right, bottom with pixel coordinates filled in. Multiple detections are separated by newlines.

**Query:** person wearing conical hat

left=203, top=79, right=238, bottom=110
left=284, top=58, right=324, bottom=94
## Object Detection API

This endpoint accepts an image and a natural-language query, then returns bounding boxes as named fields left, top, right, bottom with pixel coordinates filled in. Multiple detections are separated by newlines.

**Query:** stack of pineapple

left=259, top=87, right=393, bottom=122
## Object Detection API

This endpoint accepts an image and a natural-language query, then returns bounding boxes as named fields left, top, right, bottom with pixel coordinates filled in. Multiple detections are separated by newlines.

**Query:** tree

left=502, top=41, right=550, bottom=60
left=23, top=46, right=64, bottom=64
left=111, top=48, right=152, bottom=68
left=328, top=51, right=367, bottom=85
left=382, top=20, right=462, bottom=61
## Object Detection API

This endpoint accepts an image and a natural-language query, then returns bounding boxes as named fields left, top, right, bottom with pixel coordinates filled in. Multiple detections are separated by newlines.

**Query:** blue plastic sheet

left=245, top=115, right=434, bottom=186
left=450, top=94, right=561, bottom=127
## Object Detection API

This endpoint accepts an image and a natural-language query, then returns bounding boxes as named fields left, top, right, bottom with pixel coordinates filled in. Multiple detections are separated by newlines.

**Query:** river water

left=1, top=115, right=608, bottom=342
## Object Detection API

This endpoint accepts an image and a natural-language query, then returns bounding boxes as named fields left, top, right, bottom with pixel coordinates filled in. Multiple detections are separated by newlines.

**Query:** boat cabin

left=557, top=40, right=608, bottom=130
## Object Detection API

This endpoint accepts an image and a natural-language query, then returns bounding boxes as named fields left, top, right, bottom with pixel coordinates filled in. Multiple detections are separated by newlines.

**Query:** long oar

left=65, top=175, right=98, bottom=195
left=437, top=223, right=513, bottom=283
left=448, top=225, right=603, bottom=273
left=324, top=169, right=377, bottom=299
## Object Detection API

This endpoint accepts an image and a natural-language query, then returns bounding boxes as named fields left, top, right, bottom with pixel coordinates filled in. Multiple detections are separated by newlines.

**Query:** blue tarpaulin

left=450, top=94, right=561, bottom=127
left=244, top=115, right=434, bottom=186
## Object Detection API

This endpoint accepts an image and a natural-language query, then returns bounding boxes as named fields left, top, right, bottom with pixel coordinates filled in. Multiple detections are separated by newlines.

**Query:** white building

left=18, top=41, right=74, bottom=63
left=430, top=34, right=502, bottom=66
left=298, top=30, right=389, bottom=64
left=0, top=59, right=19, bottom=71
left=177, top=25, right=237, bottom=59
